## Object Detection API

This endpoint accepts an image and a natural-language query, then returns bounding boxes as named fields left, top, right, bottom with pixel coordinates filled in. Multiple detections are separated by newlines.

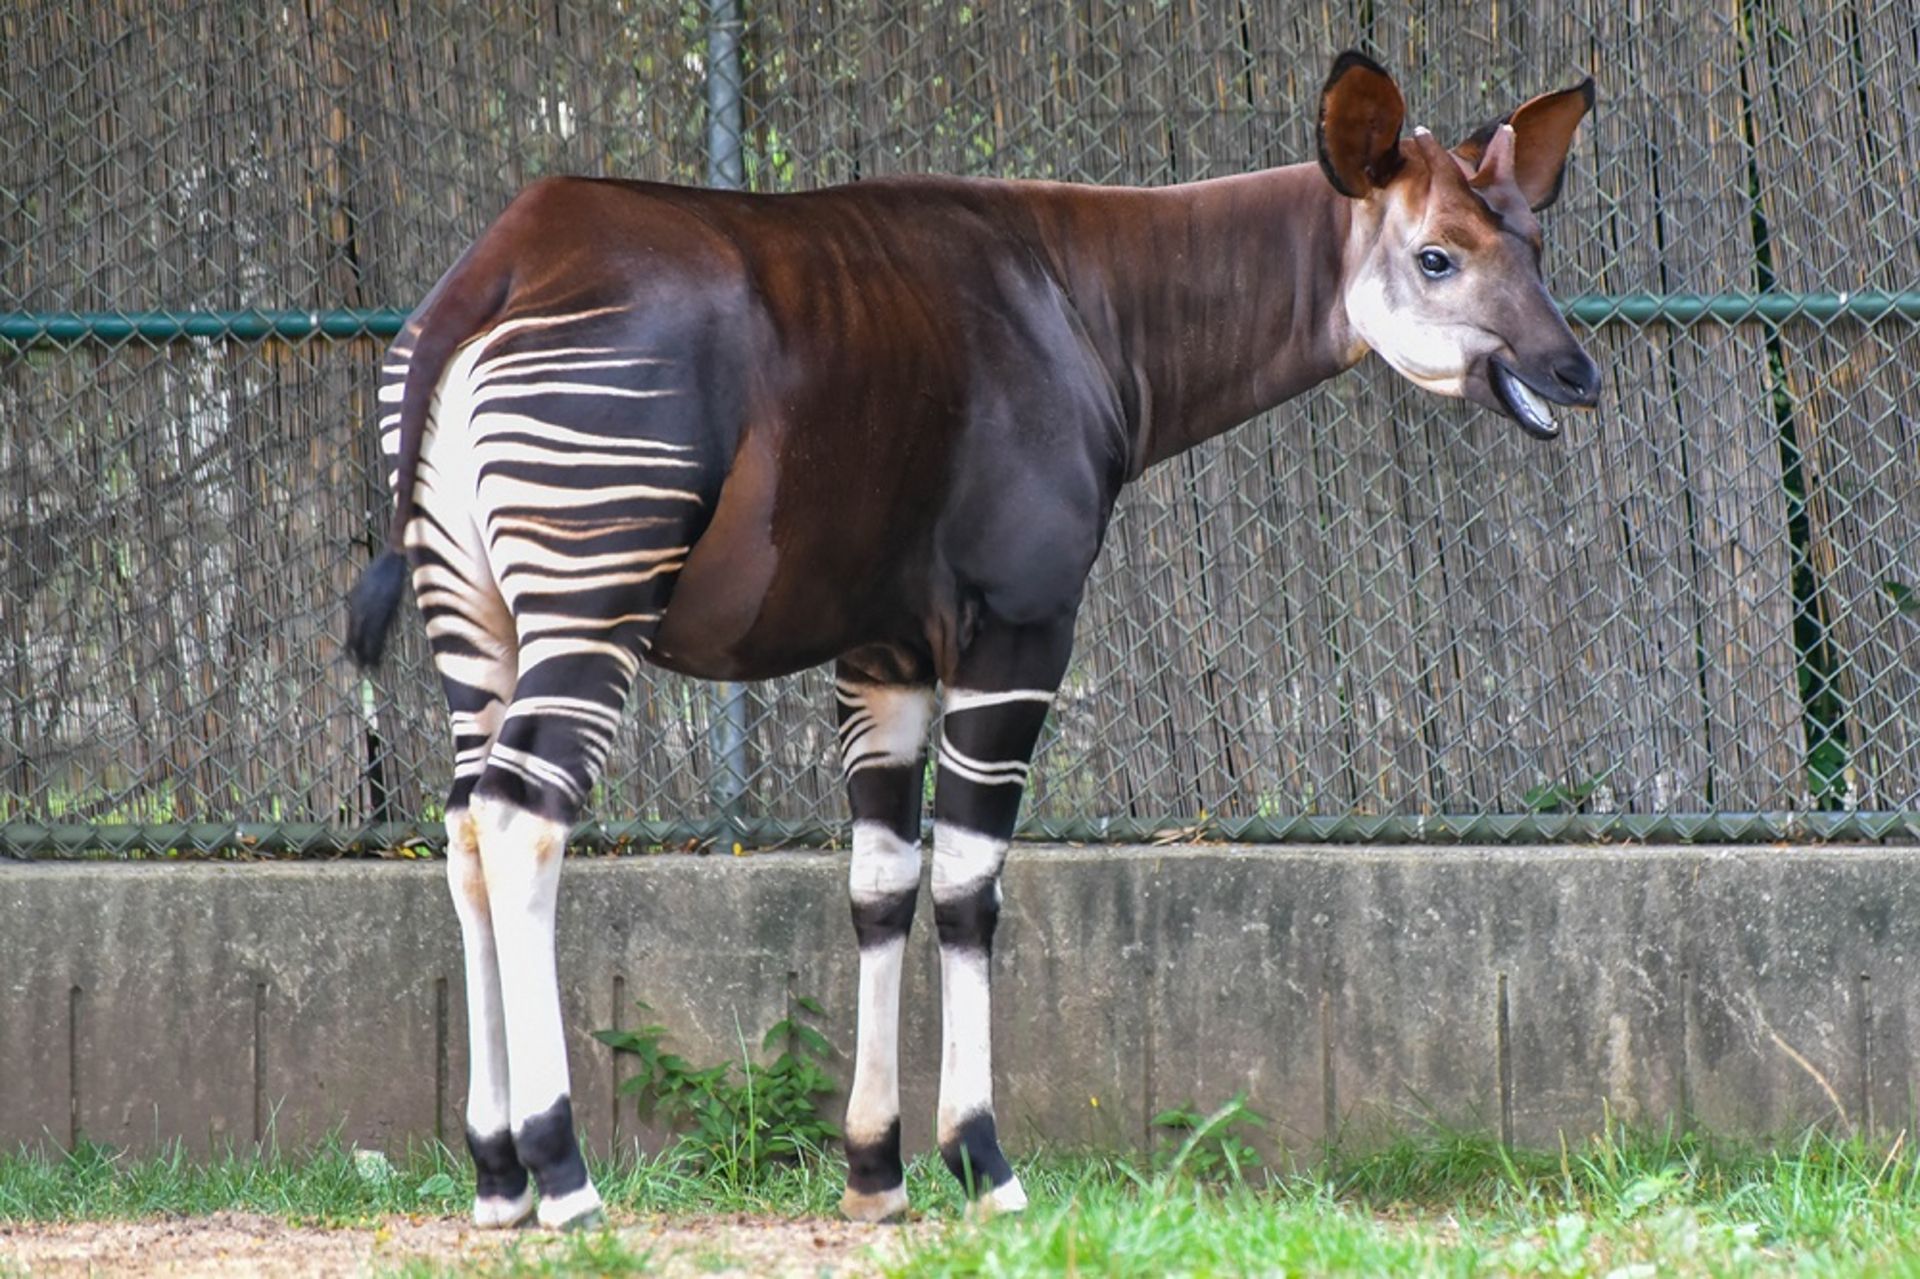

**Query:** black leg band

left=466, top=1126, right=530, bottom=1203
left=512, top=1095, right=591, bottom=1199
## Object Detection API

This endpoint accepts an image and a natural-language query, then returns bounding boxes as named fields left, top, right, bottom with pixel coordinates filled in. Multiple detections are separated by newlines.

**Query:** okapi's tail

left=347, top=242, right=508, bottom=669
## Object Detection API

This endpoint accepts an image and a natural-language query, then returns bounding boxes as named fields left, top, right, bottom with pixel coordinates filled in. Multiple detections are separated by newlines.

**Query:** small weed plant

left=592, top=996, right=838, bottom=1188
left=1148, top=1095, right=1267, bottom=1185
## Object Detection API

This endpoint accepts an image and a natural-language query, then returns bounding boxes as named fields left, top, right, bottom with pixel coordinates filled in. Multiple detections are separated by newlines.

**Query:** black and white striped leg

left=466, top=648, right=642, bottom=1232
left=835, top=670, right=935, bottom=1222
left=931, top=621, right=1073, bottom=1214
left=418, top=538, right=536, bottom=1228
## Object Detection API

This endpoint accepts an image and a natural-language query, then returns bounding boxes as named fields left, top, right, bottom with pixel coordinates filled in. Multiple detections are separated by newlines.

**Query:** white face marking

left=1336, top=168, right=1528, bottom=395
left=1339, top=180, right=1507, bottom=399
left=1342, top=271, right=1495, bottom=397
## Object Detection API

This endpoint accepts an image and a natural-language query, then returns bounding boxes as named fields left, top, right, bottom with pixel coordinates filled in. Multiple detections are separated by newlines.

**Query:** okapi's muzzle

left=1485, top=343, right=1601, bottom=440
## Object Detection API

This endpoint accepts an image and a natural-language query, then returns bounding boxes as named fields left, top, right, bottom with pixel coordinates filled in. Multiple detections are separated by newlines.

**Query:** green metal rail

left=5, top=287, right=1917, bottom=856
left=4, top=810, right=1918, bottom=859
left=2, top=292, right=1919, bottom=348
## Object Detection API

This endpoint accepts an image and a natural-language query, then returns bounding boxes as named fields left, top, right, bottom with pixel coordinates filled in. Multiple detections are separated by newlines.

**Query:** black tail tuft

left=346, top=549, right=410, bottom=668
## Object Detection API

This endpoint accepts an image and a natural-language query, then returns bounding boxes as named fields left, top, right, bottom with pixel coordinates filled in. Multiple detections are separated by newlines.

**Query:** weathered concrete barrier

left=3, top=846, right=1916, bottom=1162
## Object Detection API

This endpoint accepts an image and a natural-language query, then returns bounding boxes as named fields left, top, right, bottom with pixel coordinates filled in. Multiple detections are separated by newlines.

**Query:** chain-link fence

left=4, top=2, right=1918, bottom=855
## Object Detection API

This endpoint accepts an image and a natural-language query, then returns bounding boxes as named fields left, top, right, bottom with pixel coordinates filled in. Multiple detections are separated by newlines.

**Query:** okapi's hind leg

left=834, top=663, right=936, bottom=1222
left=930, top=619, right=1075, bottom=1214
left=442, top=668, right=537, bottom=1229
left=467, top=642, right=649, bottom=1231
left=408, top=485, right=535, bottom=1227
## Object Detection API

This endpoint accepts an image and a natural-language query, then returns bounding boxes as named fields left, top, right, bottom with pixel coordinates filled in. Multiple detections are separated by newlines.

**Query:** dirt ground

left=0, top=1211, right=915, bottom=1277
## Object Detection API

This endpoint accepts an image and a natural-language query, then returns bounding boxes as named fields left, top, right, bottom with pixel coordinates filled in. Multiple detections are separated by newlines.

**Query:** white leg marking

left=448, top=810, right=534, bottom=1230
left=844, top=821, right=919, bottom=1158
left=472, top=795, right=602, bottom=1227
left=932, top=825, right=1007, bottom=1146
left=841, top=1181, right=911, bottom=1224
left=936, top=945, right=997, bottom=1143
left=845, top=937, right=907, bottom=1144
left=848, top=819, right=924, bottom=903
left=971, top=1179, right=1030, bottom=1218
left=537, top=1183, right=605, bottom=1231
left=931, top=823, right=1007, bottom=901
left=472, top=797, right=573, bottom=1127
left=447, top=810, right=512, bottom=1139
left=474, top=1186, right=535, bottom=1230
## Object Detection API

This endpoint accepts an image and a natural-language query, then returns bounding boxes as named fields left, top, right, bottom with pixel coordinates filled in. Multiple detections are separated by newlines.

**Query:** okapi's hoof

left=840, top=1183, right=910, bottom=1223
left=537, top=1185, right=607, bottom=1231
left=965, top=1177, right=1029, bottom=1220
left=472, top=1187, right=536, bottom=1230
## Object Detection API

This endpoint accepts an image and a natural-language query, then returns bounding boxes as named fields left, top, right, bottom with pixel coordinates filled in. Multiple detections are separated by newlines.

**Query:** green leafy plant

left=593, top=996, right=838, bottom=1187
left=1148, top=1095, right=1266, bottom=1185
left=1521, top=769, right=1615, bottom=815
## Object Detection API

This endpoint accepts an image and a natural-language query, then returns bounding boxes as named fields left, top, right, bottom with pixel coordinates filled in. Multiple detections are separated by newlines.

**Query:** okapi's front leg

left=931, top=619, right=1074, bottom=1213
left=835, top=670, right=935, bottom=1222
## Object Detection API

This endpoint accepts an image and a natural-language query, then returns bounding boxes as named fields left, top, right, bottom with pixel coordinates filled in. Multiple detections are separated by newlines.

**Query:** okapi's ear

left=1317, top=51, right=1406, bottom=198
left=1455, top=77, right=1595, bottom=210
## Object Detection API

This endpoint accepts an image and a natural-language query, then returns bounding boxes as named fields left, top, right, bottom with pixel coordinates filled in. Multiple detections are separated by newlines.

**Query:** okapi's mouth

left=1489, top=356, right=1568, bottom=440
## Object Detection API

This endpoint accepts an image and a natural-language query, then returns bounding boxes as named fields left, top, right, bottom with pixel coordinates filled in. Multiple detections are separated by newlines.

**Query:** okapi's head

left=1318, top=51, right=1600, bottom=438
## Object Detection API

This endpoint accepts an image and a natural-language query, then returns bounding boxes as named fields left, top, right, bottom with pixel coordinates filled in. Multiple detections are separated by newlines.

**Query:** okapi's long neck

left=1036, top=164, right=1360, bottom=473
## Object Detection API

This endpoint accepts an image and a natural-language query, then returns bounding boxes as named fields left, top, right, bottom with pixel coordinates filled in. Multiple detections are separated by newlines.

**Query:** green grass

left=10, top=1125, right=1920, bottom=1275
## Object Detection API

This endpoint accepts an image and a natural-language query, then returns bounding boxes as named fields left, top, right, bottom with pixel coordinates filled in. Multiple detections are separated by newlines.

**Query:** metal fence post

left=706, top=0, right=750, bottom=828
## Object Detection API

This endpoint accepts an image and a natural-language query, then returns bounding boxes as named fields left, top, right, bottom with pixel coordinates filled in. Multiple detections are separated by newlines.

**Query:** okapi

left=347, top=52, right=1598, bottom=1228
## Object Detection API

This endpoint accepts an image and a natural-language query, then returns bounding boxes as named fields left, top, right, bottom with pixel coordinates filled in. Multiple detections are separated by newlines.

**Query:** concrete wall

left=3, top=846, right=1916, bottom=1163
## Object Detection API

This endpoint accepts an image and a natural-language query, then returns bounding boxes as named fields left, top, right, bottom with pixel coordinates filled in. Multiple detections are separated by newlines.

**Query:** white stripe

left=516, top=636, right=641, bottom=679
left=473, top=305, right=628, bottom=357
left=475, top=444, right=699, bottom=471
left=476, top=344, right=630, bottom=370
left=477, top=472, right=702, bottom=511
left=942, top=688, right=1054, bottom=714
left=937, top=740, right=1030, bottom=787
left=505, top=696, right=621, bottom=730
left=485, top=744, right=584, bottom=801
left=472, top=416, right=696, bottom=455
left=474, top=380, right=683, bottom=402
left=475, top=355, right=666, bottom=383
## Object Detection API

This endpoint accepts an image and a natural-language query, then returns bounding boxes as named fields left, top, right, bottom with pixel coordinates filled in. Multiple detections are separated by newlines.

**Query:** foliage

left=1522, top=769, right=1616, bottom=815
left=16, top=1124, right=1920, bottom=1275
left=592, top=996, right=838, bottom=1188
left=1147, top=1095, right=1266, bottom=1185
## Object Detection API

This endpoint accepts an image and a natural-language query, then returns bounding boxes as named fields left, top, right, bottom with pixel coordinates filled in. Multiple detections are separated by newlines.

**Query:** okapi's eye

left=1417, top=247, right=1456, bottom=279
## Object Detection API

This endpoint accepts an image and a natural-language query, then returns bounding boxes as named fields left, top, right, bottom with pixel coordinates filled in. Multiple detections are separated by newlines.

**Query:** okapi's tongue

left=1491, top=359, right=1560, bottom=439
